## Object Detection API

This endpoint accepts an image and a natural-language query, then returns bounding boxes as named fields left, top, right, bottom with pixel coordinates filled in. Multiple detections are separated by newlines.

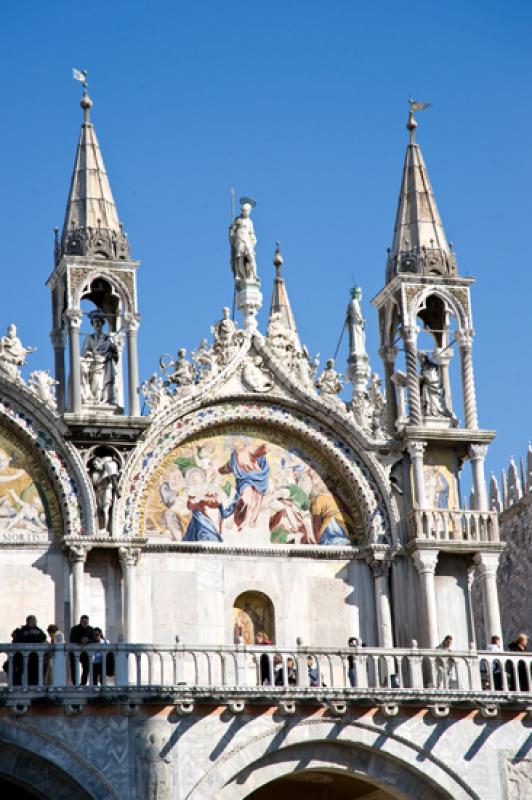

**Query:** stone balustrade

left=408, top=508, right=500, bottom=544
left=0, top=644, right=530, bottom=702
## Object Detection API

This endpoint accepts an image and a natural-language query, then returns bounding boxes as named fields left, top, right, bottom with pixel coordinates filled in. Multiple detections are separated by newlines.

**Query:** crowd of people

left=4, top=614, right=113, bottom=686
left=2, top=618, right=530, bottom=691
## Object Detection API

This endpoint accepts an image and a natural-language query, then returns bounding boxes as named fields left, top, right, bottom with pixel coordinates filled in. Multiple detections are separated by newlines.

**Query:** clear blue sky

left=0, top=1, right=530, bottom=483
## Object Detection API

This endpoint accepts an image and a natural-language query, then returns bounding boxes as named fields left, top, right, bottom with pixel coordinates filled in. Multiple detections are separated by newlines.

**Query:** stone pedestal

left=236, top=281, right=262, bottom=332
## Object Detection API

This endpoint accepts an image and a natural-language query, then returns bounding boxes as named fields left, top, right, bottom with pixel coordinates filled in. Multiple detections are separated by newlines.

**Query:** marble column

left=407, top=441, right=427, bottom=508
left=119, top=547, right=141, bottom=643
left=50, top=328, right=67, bottom=413
left=380, top=345, right=398, bottom=431
left=65, top=310, right=83, bottom=414
left=412, top=549, right=439, bottom=648
left=402, top=325, right=422, bottom=425
left=125, top=315, right=141, bottom=417
left=457, top=330, right=478, bottom=430
left=367, top=554, right=394, bottom=648
left=469, top=444, right=489, bottom=512
left=69, top=546, right=88, bottom=627
left=473, top=552, right=503, bottom=646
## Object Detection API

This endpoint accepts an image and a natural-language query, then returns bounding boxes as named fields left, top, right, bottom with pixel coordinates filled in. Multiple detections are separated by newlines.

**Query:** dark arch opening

left=246, top=768, right=398, bottom=799
left=233, top=590, right=275, bottom=644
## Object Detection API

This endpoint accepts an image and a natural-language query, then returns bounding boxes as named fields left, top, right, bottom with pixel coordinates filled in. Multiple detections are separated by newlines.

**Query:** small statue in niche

left=0, top=323, right=36, bottom=379
left=418, top=352, right=453, bottom=419
left=90, top=455, right=120, bottom=534
left=80, top=310, right=120, bottom=405
left=229, top=197, right=258, bottom=286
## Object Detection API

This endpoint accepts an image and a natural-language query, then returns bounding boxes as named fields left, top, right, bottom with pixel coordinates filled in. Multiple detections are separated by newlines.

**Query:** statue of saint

left=90, top=455, right=120, bottom=533
left=347, top=286, right=366, bottom=354
left=160, top=349, right=195, bottom=396
left=138, top=732, right=172, bottom=800
left=0, top=324, right=35, bottom=378
left=229, top=198, right=258, bottom=285
left=80, top=311, right=120, bottom=405
left=212, top=307, right=241, bottom=365
left=316, top=358, right=344, bottom=410
left=418, top=353, right=453, bottom=419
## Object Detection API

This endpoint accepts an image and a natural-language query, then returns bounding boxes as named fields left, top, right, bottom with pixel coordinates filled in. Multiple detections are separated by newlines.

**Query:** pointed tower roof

left=268, top=243, right=300, bottom=344
left=385, top=104, right=457, bottom=282
left=59, top=85, right=130, bottom=262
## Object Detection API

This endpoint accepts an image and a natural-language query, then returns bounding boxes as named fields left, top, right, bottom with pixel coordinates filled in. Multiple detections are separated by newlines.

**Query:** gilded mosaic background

left=0, top=430, right=58, bottom=538
left=143, top=426, right=363, bottom=546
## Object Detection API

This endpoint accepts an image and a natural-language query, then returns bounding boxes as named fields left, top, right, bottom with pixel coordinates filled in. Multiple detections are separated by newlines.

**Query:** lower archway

left=0, top=775, right=43, bottom=799
left=246, top=768, right=398, bottom=799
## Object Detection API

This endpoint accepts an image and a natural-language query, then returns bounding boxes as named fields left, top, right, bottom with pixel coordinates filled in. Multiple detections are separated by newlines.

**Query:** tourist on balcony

left=255, top=630, right=272, bottom=684
left=44, top=624, right=63, bottom=686
left=436, top=635, right=455, bottom=689
left=69, top=614, right=95, bottom=685
left=90, top=628, right=109, bottom=685
left=347, top=637, right=359, bottom=687
left=486, top=635, right=502, bottom=690
left=307, top=655, right=319, bottom=687
left=274, top=654, right=298, bottom=686
left=11, top=615, right=47, bottom=686
left=507, top=634, right=529, bottom=691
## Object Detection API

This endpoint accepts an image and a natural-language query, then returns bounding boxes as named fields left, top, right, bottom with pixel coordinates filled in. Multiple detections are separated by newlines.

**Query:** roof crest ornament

left=407, top=98, right=431, bottom=144
left=73, top=68, right=92, bottom=124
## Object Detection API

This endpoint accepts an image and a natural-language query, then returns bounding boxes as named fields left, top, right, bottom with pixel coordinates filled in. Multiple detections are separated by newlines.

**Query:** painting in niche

left=0, top=432, right=53, bottom=537
left=143, top=426, right=362, bottom=547
left=422, top=448, right=458, bottom=510
left=233, top=591, right=275, bottom=644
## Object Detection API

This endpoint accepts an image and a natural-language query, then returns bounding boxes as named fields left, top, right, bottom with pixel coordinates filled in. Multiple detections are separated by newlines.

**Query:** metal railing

left=408, top=508, right=500, bottom=544
left=0, top=644, right=530, bottom=696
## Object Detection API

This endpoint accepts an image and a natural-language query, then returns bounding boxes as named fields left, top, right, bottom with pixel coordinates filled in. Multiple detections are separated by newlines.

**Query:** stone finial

left=489, top=473, right=502, bottom=514
left=507, top=457, right=522, bottom=507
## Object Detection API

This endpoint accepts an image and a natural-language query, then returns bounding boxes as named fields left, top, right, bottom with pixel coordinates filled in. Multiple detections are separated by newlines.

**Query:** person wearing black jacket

left=69, top=614, right=95, bottom=685
left=12, top=615, right=47, bottom=685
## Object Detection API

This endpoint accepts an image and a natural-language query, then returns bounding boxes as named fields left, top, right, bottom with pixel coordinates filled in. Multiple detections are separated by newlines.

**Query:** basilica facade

left=0, top=87, right=529, bottom=800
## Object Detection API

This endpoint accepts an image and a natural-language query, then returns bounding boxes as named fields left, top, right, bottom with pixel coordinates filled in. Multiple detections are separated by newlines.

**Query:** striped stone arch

left=0, top=389, right=93, bottom=537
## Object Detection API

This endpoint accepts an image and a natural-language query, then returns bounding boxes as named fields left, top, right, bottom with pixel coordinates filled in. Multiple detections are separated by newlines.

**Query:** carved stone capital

left=379, top=345, right=398, bottom=364
left=411, top=549, right=439, bottom=575
left=124, top=313, right=141, bottom=333
left=68, top=545, right=88, bottom=564
left=456, top=329, right=474, bottom=352
left=468, top=444, right=488, bottom=462
left=402, top=325, right=419, bottom=346
left=407, top=441, right=426, bottom=460
left=64, top=309, right=83, bottom=329
left=473, top=551, right=500, bottom=578
left=366, top=553, right=391, bottom=578
left=118, top=546, right=141, bottom=569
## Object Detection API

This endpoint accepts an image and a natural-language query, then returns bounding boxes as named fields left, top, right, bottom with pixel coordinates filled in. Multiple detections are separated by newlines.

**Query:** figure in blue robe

left=219, top=442, right=270, bottom=530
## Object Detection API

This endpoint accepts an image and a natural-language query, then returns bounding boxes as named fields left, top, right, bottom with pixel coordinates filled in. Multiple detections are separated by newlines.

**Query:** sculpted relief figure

left=141, top=373, right=172, bottom=415
left=138, top=732, right=173, bottom=800
left=90, top=455, right=120, bottom=533
left=28, top=370, right=57, bottom=409
left=229, top=197, right=258, bottom=286
left=80, top=311, right=120, bottom=405
left=0, top=324, right=35, bottom=380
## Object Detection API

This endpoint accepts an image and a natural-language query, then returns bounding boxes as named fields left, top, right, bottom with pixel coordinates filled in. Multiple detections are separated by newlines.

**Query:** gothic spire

left=385, top=104, right=457, bottom=282
left=268, top=242, right=300, bottom=345
left=59, top=84, right=130, bottom=263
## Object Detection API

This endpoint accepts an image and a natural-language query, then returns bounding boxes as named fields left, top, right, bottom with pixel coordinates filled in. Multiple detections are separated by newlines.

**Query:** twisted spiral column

left=403, top=326, right=422, bottom=425
left=457, top=330, right=478, bottom=430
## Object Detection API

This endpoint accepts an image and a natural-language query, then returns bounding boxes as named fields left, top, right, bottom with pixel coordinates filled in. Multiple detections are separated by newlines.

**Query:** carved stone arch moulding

left=120, top=402, right=392, bottom=546
left=0, top=395, right=90, bottom=538
left=71, top=267, right=135, bottom=313
left=407, top=286, right=470, bottom=331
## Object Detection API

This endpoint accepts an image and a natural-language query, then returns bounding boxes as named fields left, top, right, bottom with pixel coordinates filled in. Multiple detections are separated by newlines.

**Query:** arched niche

left=0, top=426, right=61, bottom=541
left=233, top=590, right=275, bottom=644
left=140, top=423, right=365, bottom=548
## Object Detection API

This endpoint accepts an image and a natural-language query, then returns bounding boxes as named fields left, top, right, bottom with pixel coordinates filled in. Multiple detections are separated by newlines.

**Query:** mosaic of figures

left=0, top=431, right=57, bottom=538
left=143, top=426, right=363, bottom=547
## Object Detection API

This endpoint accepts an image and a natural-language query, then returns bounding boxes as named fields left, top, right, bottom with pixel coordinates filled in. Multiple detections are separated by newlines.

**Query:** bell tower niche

left=47, top=81, right=141, bottom=419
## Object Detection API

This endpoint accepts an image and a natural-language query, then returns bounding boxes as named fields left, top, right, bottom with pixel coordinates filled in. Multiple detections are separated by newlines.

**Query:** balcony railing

left=408, top=508, right=500, bottom=544
left=0, top=644, right=530, bottom=700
